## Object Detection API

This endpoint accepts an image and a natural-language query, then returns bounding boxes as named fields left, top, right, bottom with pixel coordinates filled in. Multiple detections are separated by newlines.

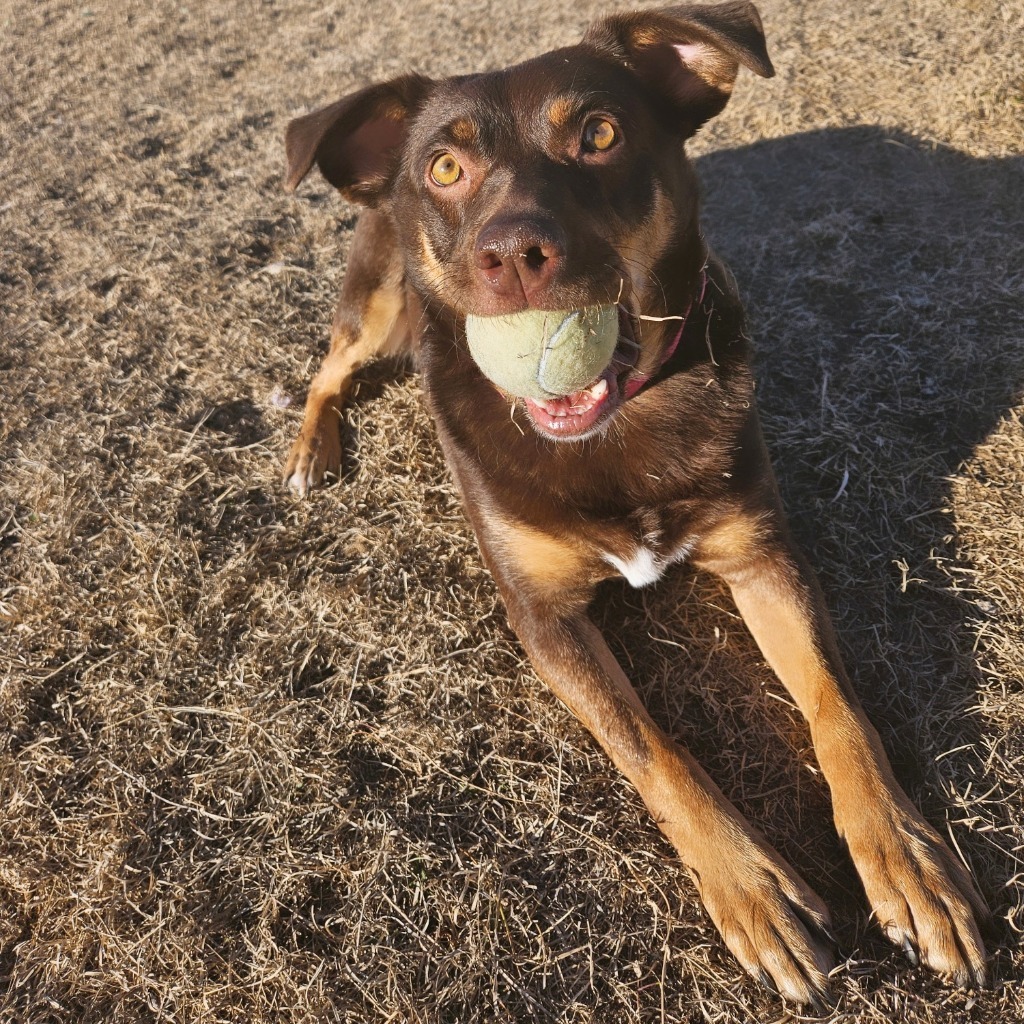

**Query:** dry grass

left=2, top=1, right=1022, bottom=1021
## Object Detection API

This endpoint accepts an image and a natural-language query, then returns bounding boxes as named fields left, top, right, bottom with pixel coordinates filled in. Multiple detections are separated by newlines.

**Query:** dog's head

left=285, top=2, right=773, bottom=439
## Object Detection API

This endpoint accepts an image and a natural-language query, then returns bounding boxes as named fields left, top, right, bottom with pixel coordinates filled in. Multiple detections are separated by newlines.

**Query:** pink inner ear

left=672, top=41, right=711, bottom=69
left=671, top=40, right=736, bottom=89
left=348, top=116, right=406, bottom=182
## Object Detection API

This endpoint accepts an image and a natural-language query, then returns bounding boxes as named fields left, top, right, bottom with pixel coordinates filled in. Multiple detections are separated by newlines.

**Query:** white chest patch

left=603, top=540, right=694, bottom=589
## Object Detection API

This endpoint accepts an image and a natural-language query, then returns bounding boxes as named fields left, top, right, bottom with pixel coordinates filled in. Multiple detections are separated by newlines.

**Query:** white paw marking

left=287, top=470, right=309, bottom=497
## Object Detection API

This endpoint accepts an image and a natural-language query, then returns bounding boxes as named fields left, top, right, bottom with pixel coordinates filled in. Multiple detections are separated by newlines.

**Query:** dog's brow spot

left=547, top=96, right=576, bottom=129
left=448, top=118, right=478, bottom=145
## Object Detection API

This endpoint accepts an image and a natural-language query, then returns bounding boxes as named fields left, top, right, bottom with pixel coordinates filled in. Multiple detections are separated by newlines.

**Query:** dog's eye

left=430, top=153, right=462, bottom=186
left=584, top=119, right=617, bottom=152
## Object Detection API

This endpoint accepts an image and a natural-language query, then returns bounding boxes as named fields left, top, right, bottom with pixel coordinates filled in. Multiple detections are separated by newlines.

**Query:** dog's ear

left=584, top=2, right=774, bottom=132
left=284, top=74, right=433, bottom=205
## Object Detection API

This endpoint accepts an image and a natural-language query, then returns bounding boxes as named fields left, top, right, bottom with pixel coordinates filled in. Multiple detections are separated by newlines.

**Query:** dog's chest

left=600, top=525, right=696, bottom=589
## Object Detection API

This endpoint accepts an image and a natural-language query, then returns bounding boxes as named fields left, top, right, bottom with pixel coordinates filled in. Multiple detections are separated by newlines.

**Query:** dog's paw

left=693, top=841, right=835, bottom=1008
left=281, top=418, right=342, bottom=497
left=843, top=804, right=989, bottom=987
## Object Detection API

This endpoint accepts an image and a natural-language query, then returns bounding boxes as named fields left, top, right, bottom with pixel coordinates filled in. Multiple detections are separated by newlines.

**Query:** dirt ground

left=2, top=1, right=1023, bottom=1021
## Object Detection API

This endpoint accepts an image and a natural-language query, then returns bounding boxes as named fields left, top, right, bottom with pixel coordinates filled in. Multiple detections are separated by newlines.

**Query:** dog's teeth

left=528, top=376, right=610, bottom=426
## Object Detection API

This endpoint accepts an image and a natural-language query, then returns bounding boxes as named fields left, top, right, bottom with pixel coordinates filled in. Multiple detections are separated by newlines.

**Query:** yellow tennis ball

left=465, top=305, right=619, bottom=400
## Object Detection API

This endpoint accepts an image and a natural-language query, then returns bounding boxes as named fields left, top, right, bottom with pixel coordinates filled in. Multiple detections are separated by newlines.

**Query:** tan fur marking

left=726, top=552, right=989, bottom=983
left=547, top=95, right=576, bottom=130
left=731, top=575, right=832, bottom=715
left=283, top=258, right=410, bottom=493
left=702, top=60, right=737, bottom=91
left=417, top=228, right=450, bottom=302
left=696, top=513, right=846, bottom=726
left=491, top=518, right=589, bottom=589
left=448, top=118, right=478, bottom=145
left=357, top=281, right=409, bottom=358
left=703, top=517, right=895, bottom=812
left=379, top=98, right=406, bottom=122
left=621, top=186, right=676, bottom=342
left=632, top=28, right=664, bottom=48
left=692, top=511, right=767, bottom=576
left=313, top=282, right=407, bottom=402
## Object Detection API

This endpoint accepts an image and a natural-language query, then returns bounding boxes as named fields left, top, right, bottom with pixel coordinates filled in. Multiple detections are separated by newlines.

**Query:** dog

left=280, top=1, right=989, bottom=1005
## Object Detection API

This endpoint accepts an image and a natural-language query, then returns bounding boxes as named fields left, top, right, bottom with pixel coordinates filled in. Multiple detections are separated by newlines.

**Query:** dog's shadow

left=600, top=126, right=1023, bottom=973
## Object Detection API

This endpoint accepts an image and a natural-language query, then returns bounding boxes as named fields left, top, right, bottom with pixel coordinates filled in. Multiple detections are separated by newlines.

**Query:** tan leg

left=695, top=510, right=990, bottom=986
left=476, top=519, right=836, bottom=1006
left=283, top=210, right=413, bottom=496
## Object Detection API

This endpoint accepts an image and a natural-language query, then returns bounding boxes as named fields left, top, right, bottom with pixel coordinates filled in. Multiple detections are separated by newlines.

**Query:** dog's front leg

left=283, top=209, right=411, bottom=496
left=695, top=509, right=990, bottom=986
left=476, top=518, right=835, bottom=1005
left=508, top=596, right=835, bottom=1004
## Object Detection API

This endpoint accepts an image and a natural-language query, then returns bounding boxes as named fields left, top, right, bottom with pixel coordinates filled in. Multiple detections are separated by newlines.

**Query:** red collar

left=623, top=268, right=708, bottom=400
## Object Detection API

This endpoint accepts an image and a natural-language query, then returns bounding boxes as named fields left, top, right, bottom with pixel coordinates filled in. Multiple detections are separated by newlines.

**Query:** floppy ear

left=284, top=74, right=433, bottom=205
left=584, top=1, right=774, bottom=133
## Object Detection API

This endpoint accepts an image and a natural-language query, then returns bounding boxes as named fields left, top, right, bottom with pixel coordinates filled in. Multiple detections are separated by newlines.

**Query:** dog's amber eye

left=584, top=119, right=616, bottom=152
left=430, top=153, right=462, bottom=186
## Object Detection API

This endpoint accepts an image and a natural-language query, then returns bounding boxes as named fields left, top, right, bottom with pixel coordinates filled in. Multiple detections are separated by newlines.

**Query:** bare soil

left=2, top=1, right=1022, bottom=1021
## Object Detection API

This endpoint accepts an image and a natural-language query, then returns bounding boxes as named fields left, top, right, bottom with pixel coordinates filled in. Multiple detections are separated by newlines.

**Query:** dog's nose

left=475, top=216, right=566, bottom=301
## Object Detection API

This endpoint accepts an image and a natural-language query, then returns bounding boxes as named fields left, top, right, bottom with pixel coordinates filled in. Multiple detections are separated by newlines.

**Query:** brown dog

left=280, top=1, right=989, bottom=1005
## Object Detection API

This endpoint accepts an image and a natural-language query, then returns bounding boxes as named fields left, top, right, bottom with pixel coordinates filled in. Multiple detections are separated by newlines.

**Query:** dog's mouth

left=521, top=307, right=639, bottom=441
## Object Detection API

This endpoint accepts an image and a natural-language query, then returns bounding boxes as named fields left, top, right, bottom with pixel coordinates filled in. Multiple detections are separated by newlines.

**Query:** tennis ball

left=465, top=305, right=619, bottom=400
